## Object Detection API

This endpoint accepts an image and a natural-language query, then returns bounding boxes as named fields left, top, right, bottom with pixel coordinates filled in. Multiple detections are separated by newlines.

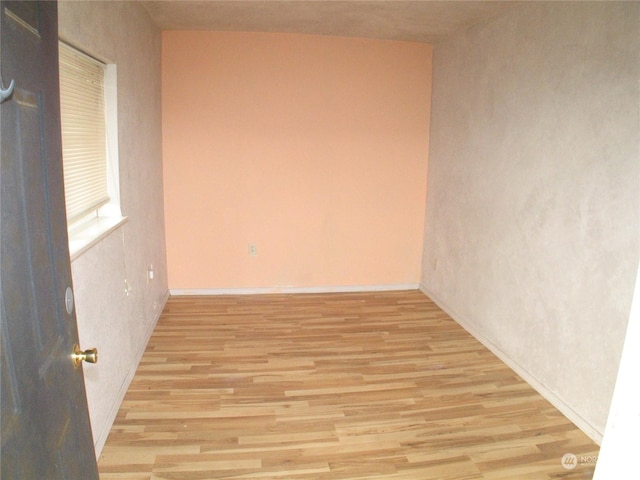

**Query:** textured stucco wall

left=58, top=1, right=168, bottom=455
left=421, top=1, right=639, bottom=441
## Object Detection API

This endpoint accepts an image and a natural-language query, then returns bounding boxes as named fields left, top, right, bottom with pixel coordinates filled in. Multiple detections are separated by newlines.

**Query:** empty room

left=1, top=1, right=638, bottom=479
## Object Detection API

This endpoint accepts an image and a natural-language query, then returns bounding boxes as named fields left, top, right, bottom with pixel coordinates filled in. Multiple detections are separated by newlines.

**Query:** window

left=58, top=42, right=124, bottom=258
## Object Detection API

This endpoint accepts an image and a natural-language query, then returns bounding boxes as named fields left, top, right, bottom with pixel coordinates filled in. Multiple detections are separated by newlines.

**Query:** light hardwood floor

left=98, top=290, right=598, bottom=479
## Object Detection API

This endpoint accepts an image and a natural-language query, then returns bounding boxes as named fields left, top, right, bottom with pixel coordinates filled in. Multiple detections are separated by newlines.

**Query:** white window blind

left=59, top=42, right=109, bottom=225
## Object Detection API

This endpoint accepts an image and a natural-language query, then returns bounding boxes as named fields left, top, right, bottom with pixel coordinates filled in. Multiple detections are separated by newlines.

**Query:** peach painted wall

left=162, top=32, right=431, bottom=290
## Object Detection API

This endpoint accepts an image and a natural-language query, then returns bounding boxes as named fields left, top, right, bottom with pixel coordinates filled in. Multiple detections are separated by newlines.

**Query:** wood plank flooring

left=98, top=290, right=598, bottom=479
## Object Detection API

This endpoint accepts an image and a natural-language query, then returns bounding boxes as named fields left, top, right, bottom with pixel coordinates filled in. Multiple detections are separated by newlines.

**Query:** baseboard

left=170, top=283, right=420, bottom=296
left=418, top=283, right=603, bottom=445
left=93, top=289, right=170, bottom=457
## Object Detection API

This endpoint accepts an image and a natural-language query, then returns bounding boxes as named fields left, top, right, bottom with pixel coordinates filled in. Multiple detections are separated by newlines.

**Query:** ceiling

left=140, top=1, right=515, bottom=44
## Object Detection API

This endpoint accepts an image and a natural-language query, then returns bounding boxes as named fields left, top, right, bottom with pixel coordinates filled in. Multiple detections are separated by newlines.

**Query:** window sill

left=69, top=215, right=128, bottom=262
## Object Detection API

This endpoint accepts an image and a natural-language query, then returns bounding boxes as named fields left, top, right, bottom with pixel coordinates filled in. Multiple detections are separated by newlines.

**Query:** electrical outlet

left=147, top=264, right=155, bottom=283
left=249, top=243, right=257, bottom=257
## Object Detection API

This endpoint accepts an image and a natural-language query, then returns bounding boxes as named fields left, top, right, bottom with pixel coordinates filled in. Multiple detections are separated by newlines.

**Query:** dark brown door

left=1, top=1, right=99, bottom=478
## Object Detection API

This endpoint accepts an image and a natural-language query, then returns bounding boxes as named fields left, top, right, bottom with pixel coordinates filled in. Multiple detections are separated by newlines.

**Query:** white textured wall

left=58, top=1, right=168, bottom=455
left=421, top=1, right=639, bottom=441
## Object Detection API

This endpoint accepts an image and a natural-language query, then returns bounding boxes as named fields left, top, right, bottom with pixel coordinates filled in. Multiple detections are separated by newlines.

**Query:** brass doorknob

left=72, top=344, right=98, bottom=368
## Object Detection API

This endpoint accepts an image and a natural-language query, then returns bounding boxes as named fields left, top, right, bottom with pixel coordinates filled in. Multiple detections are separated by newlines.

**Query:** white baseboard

left=170, top=283, right=419, bottom=296
left=418, top=283, right=603, bottom=445
left=93, top=289, right=170, bottom=457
